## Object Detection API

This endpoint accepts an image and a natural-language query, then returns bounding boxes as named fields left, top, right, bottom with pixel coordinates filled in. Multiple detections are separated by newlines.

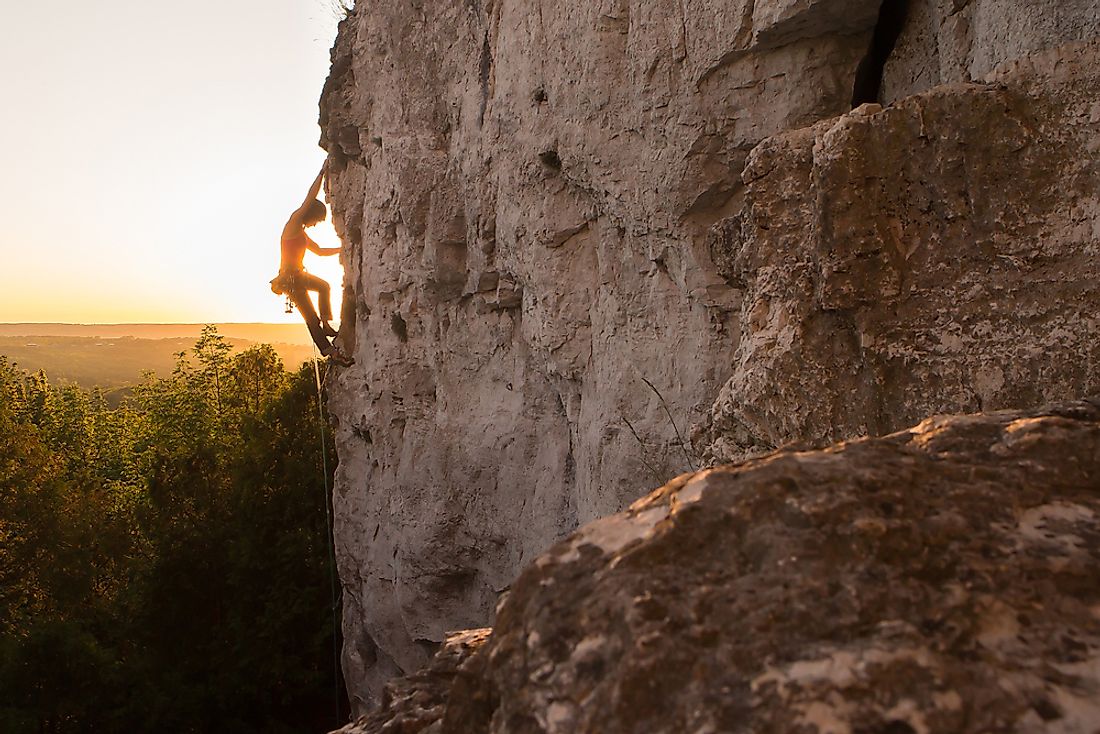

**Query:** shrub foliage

left=0, top=326, right=344, bottom=733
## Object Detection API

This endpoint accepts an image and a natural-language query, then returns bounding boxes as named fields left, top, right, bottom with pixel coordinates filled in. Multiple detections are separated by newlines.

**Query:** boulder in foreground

left=339, top=398, right=1100, bottom=733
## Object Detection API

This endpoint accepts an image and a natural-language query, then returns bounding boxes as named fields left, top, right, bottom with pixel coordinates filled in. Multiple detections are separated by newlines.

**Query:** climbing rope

left=312, top=345, right=343, bottom=725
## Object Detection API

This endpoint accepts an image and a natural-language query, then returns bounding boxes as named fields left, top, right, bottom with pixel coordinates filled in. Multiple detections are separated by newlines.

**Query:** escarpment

left=318, top=0, right=1100, bottom=711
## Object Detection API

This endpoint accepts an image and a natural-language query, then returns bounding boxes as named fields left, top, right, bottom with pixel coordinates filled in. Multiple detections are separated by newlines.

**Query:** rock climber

left=270, top=162, right=352, bottom=365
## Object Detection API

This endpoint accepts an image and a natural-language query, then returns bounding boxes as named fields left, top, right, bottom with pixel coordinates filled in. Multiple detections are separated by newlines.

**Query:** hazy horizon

left=1, top=320, right=315, bottom=326
left=0, top=321, right=317, bottom=346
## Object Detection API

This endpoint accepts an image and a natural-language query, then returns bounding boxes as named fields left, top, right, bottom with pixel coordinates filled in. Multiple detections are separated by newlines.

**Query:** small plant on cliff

left=621, top=374, right=701, bottom=487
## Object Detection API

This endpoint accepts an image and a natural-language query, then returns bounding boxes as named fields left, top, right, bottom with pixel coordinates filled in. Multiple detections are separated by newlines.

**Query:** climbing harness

left=312, top=345, right=343, bottom=724
left=270, top=272, right=298, bottom=314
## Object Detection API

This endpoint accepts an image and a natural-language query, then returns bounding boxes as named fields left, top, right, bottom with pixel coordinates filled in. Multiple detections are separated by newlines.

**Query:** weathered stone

left=318, top=0, right=1100, bottom=713
left=882, top=0, right=1100, bottom=102
left=431, top=398, right=1100, bottom=733
left=701, top=40, right=1100, bottom=464
left=328, top=629, right=490, bottom=734
left=320, top=0, right=888, bottom=707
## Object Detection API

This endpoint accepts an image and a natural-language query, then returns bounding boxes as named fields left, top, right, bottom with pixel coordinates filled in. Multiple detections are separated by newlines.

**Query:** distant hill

left=0, top=322, right=314, bottom=346
left=0, top=321, right=319, bottom=347
left=0, top=330, right=318, bottom=397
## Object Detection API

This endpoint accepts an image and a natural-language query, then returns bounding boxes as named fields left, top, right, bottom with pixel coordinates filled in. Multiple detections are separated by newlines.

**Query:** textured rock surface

left=883, top=0, right=1100, bottom=102
left=318, top=0, right=1100, bottom=708
left=328, top=629, right=489, bottom=734
left=446, top=399, right=1097, bottom=733
left=701, top=40, right=1100, bottom=463
left=320, top=0, right=889, bottom=706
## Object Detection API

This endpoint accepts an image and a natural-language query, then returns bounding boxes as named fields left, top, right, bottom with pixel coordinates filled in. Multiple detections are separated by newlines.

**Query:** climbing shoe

left=326, top=346, right=354, bottom=367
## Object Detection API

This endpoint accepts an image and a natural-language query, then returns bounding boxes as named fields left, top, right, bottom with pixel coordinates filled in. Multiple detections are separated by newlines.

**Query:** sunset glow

left=0, top=0, right=348, bottom=325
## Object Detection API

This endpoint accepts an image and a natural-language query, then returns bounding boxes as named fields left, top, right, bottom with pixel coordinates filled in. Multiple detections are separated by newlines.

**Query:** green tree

left=0, top=332, right=344, bottom=733
left=0, top=360, right=64, bottom=633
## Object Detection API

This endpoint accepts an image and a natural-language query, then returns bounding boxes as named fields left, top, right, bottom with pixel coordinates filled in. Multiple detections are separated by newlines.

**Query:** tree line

left=0, top=326, right=345, bottom=733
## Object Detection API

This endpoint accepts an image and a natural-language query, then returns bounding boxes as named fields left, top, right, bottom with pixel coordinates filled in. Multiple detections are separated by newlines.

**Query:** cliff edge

left=318, top=0, right=1100, bottom=710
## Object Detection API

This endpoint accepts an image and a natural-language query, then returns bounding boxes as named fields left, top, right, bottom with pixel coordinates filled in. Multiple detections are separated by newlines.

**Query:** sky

left=0, top=0, right=350, bottom=324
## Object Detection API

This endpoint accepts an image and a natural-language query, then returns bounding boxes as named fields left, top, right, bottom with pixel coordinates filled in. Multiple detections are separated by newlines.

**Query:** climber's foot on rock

left=325, top=346, right=354, bottom=367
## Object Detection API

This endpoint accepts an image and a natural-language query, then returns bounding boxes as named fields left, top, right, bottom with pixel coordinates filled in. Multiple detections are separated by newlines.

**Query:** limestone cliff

left=318, top=0, right=1100, bottom=710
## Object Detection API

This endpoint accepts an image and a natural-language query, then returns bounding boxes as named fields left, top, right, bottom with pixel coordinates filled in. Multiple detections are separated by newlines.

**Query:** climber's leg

left=287, top=283, right=334, bottom=354
left=295, top=272, right=338, bottom=337
left=297, top=272, right=334, bottom=322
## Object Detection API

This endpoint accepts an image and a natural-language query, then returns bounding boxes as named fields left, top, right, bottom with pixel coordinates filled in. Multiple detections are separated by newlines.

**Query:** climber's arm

left=299, top=163, right=325, bottom=210
left=286, top=163, right=327, bottom=227
left=306, top=237, right=341, bottom=256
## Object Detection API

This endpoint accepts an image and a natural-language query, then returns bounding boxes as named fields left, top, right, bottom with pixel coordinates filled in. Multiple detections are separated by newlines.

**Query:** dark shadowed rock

left=329, top=628, right=490, bottom=734
left=348, top=398, right=1100, bottom=733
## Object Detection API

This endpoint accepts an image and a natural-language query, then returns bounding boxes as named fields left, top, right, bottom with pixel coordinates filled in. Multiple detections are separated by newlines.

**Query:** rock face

left=334, top=398, right=1100, bottom=734
left=882, top=0, right=1100, bottom=102
left=701, top=40, right=1100, bottom=463
left=318, top=0, right=1100, bottom=707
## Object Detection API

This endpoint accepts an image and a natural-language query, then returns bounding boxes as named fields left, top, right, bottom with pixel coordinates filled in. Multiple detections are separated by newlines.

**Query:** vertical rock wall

left=319, top=0, right=1100, bottom=708
left=882, top=0, right=1100, bottom=102
left=700, top=40, right=1100, bottom=462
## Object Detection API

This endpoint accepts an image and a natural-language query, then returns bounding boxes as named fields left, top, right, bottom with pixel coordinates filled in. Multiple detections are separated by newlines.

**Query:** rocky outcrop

left=700, top=40, right=1100, bottom=463
left=320, top=0, right=889, bottom=705
left=330, top=629, right=489, bottom=734
left=318, top=0, right=1100, bottom=708
left=335, top=397, right=1100, bottom=734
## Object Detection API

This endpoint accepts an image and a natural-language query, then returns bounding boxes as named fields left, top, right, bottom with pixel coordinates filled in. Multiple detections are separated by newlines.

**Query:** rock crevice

left=851, top=0, right=911, bottom=106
